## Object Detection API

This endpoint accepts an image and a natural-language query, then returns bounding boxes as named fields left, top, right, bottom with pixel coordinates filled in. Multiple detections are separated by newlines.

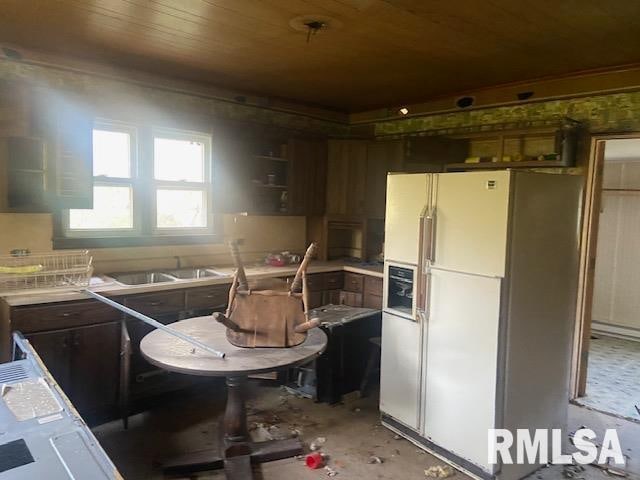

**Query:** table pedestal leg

left=224, top=376, right=249, bottom=444
left=162, top=375, right=303, bottom=479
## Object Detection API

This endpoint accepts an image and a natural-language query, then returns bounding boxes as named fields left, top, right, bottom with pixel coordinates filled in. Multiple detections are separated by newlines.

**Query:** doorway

left=573, top=136, right=640, bottom=421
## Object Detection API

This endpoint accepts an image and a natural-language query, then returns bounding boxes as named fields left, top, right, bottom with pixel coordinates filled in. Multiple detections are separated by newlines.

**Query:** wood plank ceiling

left=1, top=0, right=640, bottom=112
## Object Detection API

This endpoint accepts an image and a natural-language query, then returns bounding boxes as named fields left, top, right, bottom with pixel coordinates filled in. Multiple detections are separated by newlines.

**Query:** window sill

left=53, top=233, right=223, bottom=249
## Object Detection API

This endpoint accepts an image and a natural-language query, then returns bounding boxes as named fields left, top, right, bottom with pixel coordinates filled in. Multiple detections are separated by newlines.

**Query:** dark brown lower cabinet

left=324, top=289, right=342, bottom=305
left=339, top=290, right=363, bottom=307
left=25, top=322, right=120, bottom=421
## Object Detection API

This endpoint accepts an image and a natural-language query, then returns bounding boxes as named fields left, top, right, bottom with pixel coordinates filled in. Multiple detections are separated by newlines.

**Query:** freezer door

left=432, top=171, right=511, bottom=277
left=384, top=173, right=431, bottom=265
left=423, top=268, right=501, bottom=473
left=380, top=311, right=422, bottom=430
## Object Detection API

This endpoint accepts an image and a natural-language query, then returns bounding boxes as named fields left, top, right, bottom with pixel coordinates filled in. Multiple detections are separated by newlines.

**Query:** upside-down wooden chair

left=213, top=242, right=320, bottom=348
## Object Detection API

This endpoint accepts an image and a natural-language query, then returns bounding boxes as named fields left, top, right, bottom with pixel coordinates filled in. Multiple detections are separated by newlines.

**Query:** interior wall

left=0, top=213, right=306, bottom=274
left=0, top=59, right=316, bottom=273
left=592, top=148, right=640, bottom=338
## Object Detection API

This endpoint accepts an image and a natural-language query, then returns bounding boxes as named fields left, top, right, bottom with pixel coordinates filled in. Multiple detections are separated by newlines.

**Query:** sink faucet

left=174, top=256, right=181, bottom=269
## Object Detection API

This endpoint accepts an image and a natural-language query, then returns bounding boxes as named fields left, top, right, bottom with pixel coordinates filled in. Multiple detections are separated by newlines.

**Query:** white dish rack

left=0, top=250, right=93, bottom=294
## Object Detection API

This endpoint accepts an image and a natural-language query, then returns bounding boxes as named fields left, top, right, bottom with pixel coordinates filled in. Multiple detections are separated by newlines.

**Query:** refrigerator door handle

left=416, top=206, right=430, bottom=320
left=423, top=208, right=436, bottom=264
left=426, top=207, right=436, bottom=263
left=417, top=208, right=435, bottom=322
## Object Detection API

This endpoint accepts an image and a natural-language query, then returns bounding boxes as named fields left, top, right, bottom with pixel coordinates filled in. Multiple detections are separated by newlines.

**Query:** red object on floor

left=305, top=452, right=324, bottom=469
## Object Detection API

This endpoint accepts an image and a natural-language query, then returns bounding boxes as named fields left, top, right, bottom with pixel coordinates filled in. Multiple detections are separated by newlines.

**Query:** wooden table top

left=140, top=315, right=327, bottom=377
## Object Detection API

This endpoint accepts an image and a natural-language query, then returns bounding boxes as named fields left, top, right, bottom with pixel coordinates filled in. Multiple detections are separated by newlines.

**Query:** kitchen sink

left=110, top=272, right=176, bottom=285
left=164, top=268, right=228, bottom=279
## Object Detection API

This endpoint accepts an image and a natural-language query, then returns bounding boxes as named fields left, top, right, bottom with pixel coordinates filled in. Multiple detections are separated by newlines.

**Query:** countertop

left=1, top=261, right=383, bottom=307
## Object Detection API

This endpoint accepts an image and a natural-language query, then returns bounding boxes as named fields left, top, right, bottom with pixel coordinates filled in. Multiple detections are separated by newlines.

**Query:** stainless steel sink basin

left=110, top=272, right=176, bottom=285
left=164, top=268, right=227, bottom=280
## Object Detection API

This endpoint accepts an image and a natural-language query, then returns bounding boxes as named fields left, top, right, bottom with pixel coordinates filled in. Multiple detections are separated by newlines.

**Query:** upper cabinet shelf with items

left=445, top=121, right=580, bottom=171
left=213, top=124, right=327, bottom=217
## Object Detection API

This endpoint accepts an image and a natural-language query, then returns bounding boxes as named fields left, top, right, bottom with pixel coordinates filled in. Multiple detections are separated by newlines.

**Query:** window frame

left=151, top=127, right=214, bottom=236
left=54, top=121, right=220, bottom=249
left=62, top=121, right=141, bottom=238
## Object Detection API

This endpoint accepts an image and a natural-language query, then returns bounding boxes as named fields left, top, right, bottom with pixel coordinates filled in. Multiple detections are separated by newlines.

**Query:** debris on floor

left=367, top=455, right=383, bottom=464
left=325, top=465, right=338, bottom=476
left=562, top=464, right=586, bottom=479
left=589, top=462, right=629, bottom=478
left=310, top=436, right=327, bottom=451
left=425, top=464, right=455, bottom=478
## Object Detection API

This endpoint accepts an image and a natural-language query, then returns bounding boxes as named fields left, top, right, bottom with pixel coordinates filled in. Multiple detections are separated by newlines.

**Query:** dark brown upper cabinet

left=2, top=87, right=94, bottom=212
left=43, top=94, right=94, bottom=210
left=212, top=122, right=327, bottom=217
left=287, top=138, right=327, bottom=216
left=6, top=136, right=47, bottom=210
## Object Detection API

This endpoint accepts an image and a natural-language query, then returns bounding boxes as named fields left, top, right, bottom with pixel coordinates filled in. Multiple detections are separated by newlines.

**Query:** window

left=152, top=130, right=210, bottom=232
left=67, top=125, right=136, bottom=235
left=61, top=122, right=215, bottom=246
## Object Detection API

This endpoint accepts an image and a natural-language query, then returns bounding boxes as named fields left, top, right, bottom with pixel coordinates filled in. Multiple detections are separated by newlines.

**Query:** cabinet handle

left=58, top=311, right=80, bottom=318
left=147, top=301, right=162, bottom=306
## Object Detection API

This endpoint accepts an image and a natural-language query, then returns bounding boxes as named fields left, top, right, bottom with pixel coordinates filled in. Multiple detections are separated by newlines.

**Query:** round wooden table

left=140, top=315, right=327, bottom=479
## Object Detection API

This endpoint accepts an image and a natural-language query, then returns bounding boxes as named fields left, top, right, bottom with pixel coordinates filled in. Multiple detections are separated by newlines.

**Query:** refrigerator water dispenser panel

left=386, top=265, right=414, bottom=316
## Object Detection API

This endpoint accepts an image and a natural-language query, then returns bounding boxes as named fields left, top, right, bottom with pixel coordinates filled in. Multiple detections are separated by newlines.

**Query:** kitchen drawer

left=12, top=299, right=124, bottom=333
left=305, top=273, right=325, bottom=292
left=125, top=290, right=185, bottom=316
left=339, top=291, right=363, bottom=307
left=185, top=285, right=228, bottom=310
left=343, top=272, right=364, bottom=293
left=364, top=275, right=383, bottom=295
left=324, top=272, right=344, bottom=290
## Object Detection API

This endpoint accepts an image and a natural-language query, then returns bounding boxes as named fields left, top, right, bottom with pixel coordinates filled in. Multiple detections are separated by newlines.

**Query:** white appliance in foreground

left=380, top=170, right=583, bottom=480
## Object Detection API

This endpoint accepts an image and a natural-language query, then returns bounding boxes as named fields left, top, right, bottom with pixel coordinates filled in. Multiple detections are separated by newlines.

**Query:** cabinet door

left=288, top=138, right=327, bottom=216
left=365, top=141, right=404, bottom=219
left=212, top=123, right=253, bottom=213
left=308, top=291, right=324, bottom=309
left=25, top=329, right=72, bottom=393
left=363, top=276, right=383, bottom=309
left=70, top=322, right=120, bottom=415
left=38, top=93, right=94, bottom=210
left=326, top=140, right=367, bottom=216
left=346, top=141, right=367, bottom=216
left=339, top=291, right=363, bottom=307
left=323, top=289, right=342, bottom=305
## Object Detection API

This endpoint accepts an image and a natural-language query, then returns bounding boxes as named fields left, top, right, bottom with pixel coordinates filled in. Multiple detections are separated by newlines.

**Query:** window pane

left=154, top=137, right=205, bottom=182
left=69, top=185, right=133, bottom=229
left=93, top=130, right=131, bottom=178
left=156, top=189, right=206, bottom=229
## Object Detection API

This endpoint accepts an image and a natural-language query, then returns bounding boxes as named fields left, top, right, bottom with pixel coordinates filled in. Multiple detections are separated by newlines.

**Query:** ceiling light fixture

left=399, top=107, right=409, bottom=115
left=304, top=20, right=325, bottom=43
left=289, top=15, right=342, bottom=44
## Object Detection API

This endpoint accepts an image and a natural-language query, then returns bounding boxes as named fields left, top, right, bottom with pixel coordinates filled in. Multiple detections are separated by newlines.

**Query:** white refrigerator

left=380, top=170, right=583, bottom=480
